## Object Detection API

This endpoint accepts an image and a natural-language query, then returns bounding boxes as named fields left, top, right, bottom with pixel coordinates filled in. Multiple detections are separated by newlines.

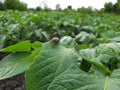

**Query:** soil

left=0, top=53, right=26, bottom=90
left=0, top=52, right=10, bottom=60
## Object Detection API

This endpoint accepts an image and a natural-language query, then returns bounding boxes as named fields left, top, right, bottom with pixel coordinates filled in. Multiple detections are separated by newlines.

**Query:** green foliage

left=36, top=6, right=42, bottom=11
left=104, top=2, right=113, bottom=12
left=0, top=1, right=6, bottom=10
left=63, top=5, right=73, bottom=13
left=104, top=1, right=120, bottom=13
left=0, top=52, right=31, bottom=80
left=67, top=5, right=72, bottom=10
left=47, top=66, right=120, bottom=90
left=26, top=42, right=78, bottom=90
left=4, top=0, right=27, bottom=11
left=0, top=11, right=120, bottom=48
left=0, top=11, right=120, bottom=89
left=0, top=41, right=31, bottom=52
left=0, top=37, right=120, bottom=89
left=0, top=41, right=42, bottom=80
left=77, top=7, right=92, bottom=13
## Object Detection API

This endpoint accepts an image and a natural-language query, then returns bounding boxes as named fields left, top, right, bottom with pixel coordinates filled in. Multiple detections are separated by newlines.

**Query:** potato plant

left=0, top=36, right=120, bottom=90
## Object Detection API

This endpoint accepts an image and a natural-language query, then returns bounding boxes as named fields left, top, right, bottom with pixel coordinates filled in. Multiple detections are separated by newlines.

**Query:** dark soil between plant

left=0, top=52, right=10, bottom=60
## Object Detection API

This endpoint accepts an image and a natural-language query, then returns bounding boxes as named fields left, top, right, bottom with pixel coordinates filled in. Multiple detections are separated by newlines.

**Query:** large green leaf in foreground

left=48, top=66, right=120, bottom=90
left=26, top=42, right=78, bottom=90
left=26, top=42, right=120, bottom=90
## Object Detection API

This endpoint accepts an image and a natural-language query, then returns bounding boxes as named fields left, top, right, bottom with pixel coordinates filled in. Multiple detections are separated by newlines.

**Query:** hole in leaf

left=79, top=59, right=91, bottom=72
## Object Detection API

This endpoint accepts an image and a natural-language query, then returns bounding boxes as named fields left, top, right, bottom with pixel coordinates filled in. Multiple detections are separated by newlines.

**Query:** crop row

left=0, top=11, right=120, bottom=49
left=0, top=11, right=120, bottom=90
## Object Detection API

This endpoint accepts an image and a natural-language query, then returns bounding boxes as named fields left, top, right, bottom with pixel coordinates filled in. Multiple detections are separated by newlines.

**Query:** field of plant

left=0, top=11, right=120, bottom=90
left=0, top=11, right=120, bottom=48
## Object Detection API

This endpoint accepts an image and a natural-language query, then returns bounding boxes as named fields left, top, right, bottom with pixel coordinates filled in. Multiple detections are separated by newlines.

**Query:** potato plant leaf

left=25, top=42, right=78, bottom=90
left=0, top=41, right=31, bottom=52
left=0, top=34, right=7, bottom=49
left=0, top=48, right=42, bottom=80
left=0, top=41, right=42, bottom=80
left=0, top=52, right=31, bottom=80
left=48, top=66, right=120, bottom=90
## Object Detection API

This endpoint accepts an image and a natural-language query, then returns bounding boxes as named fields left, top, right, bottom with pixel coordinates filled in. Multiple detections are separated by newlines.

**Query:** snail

left=50, top=37, right=60, bottom=44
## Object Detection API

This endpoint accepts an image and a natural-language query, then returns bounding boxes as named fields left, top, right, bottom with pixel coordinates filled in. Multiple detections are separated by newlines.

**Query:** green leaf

left=0, top=34, right=7, bottom=49
left=101, top=30, right=120, bottom=42
left=7, top=24, right=19, bottom=34
left=25, top=42, right=78, bottom=90
left=110, top=37, right=120, bottom=42
left=0, top=41, right=31, bottom=52
left=80, top=48, right=96, bottom=60
left=0, top=48, right=42, bottom=80
left=47, top=66, right=120, bottom=90
left=75, top=31, right=96, bottom=44
left=96, top=43, right=120, bottom=65
left=79, top=48, right=111, bottom=75
left=60, top=36, right=74, bottom=48
left=0, top=52, right=31, bottom=80
left=31, top=41, right=42, bottom=50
